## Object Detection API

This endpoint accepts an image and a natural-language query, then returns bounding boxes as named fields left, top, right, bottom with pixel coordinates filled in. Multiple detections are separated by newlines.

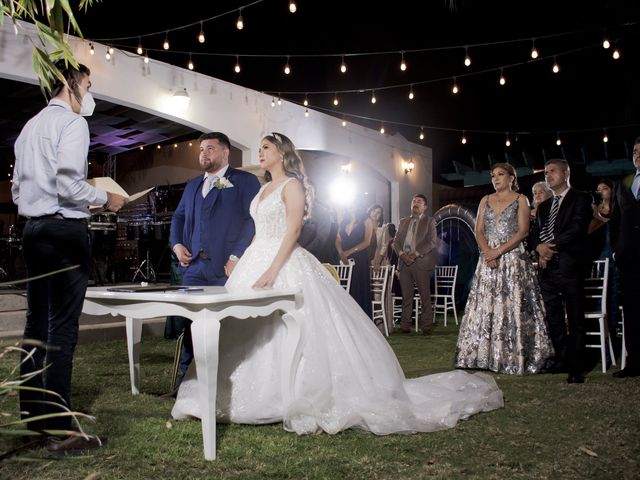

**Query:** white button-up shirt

left=12, top=99, right=107, bottom=218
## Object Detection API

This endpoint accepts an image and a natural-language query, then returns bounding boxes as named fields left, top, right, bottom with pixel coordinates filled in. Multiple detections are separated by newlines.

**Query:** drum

left=126, top=221, right=153, bottom=241
left=90, top=211, right=117, bottom=225
left=152, top=221, right=171, bottom=241
left=89, top=226, right=117, bottom=256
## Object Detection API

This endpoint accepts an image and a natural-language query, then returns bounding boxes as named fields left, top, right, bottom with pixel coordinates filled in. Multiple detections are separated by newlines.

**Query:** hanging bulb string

left=90, top=0, right=265, bottom=42
left=90, top=18, right=639, bottom=57
left=289, top=98, right=640, bottom=137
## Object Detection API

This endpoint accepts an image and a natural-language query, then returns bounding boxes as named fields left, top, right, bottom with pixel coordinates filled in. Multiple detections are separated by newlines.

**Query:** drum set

left=125, top=219, right=172, bottom=282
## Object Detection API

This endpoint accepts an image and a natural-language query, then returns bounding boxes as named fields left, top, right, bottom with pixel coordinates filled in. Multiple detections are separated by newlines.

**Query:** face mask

left=74, top=84, right=95, bottom=117
left=79, top=91, right=96, bottom=117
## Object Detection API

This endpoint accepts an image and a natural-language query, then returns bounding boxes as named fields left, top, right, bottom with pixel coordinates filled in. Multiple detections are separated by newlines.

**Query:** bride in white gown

left=172, top=132, right=503, bottom=435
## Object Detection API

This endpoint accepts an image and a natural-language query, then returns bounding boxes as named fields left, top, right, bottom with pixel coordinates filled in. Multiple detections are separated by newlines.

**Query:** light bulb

left=552, top=60, right=560, bottom=73
left=136, top=45, right=143, bottom=55
left=613, top=48, right=620, bottom=59
left=163, top=38, right=169, bottom=50
left=531, top=47, right=538, bottom=59
left=108, top=46, right=114, bottom=55
left=556, top=137, right=562, bottom=146
left=105, top=51, right=111, bottom=61
left=89, top=43, right=95, bottom=55
left=304, top=109, right=309, bottom=117
left=461, top=135, right=467, bottom=145
left=342, top=120, right=347, bottom=127
left=506, top=138, right=511, bottom=147
left=289, top=1, right=297, bottom=13
left=371, top=91, right=376, bottom=104
left=408, top=89, right=414, bottom=100
left=234, top=62, right=241, bottom=73
left=340, top=56, right=347, bottom=73
left=237, top=11, right=244, bottom=30
left=271, top=97, right=275, bottom=107
left=277, top=97, right=282, bottom=106
left=419, top=130, right=424, bottom=140
left=144, top=54, right=149, bottom=64
left=284, top=62, right=291, bottom=75
left=603, top=134, right=609, bottom=143
left=380, top=126, right=385, bottom=134
left=452, top=83, right=459, bottom=94
left=464, top=55, right=471, bottom=67
left=499, top=72, right=506, bottom=85
left=198, top=31, right=205, bottom=43
left=333, top=96, right=339, bottom=106
left=603, top=37, right=610, bottom=49
left=188, top=59, right=194, bottom=70
left=303, top=97, right=309, bottom=107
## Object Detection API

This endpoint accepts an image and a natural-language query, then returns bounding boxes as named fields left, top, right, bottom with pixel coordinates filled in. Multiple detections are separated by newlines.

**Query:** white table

left=82, top=286, right=303, bottom=460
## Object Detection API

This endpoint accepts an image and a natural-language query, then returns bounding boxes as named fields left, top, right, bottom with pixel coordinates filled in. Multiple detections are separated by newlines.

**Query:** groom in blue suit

left=169, top=132, right=260, bottom=391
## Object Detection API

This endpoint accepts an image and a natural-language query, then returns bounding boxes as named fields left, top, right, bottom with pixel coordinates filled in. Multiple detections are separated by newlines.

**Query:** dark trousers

left=19, top=218, right=91, bottom=432
left=539, top=262, right=586, bottom=375
left=177, top=259, right=225, bottom=383
left=619, top=263, right=640, bottom=371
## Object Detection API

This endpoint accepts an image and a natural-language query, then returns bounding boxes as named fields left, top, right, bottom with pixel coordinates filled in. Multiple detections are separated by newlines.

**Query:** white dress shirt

left=12, top=99, right=107, bottom=218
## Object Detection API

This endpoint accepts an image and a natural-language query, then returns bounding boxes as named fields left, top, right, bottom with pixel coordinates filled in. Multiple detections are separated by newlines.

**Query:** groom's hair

left=199, top=132, right=231, bottom=150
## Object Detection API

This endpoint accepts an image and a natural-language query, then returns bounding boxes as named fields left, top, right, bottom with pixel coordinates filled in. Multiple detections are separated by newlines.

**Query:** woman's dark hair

left=597, top=178, right=614, bottom=190
left=387, top=223, right=396, bottom=237
left=366, top=204, right=384, bottom=226
left=51, top=61, right=91, bottom=98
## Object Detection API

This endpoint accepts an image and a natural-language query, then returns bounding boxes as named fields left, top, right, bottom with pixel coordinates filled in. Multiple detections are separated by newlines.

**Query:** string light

left=505, top=134, right=511, bottom=147
left=552, top=56, right=560, bottom=73
left=380, top=123, right=385, bottom=134
left=603, top=130, right=609, bottom=143
left=144, top=52, right=149, bottom=64
left=340, top=56, right=347, bottom=74
left=284, top=56, right=291, bottom=75
left=556, top=133, right=562, bottom=146
left=530, top=38, right=539, bottom=59
left=499, top=68, right=506, bottom=85
left=342, top=117, right=347, bottom=127
left=419, top=128, right=424, bottom=140
left=399, top=51, right=407, bottom=71
left=163, top=33, right=169, bottom=50
left=271, top=97, right=275, bottom=107
left=602, top=34, right=610, bottom=49
left=198, top=21, right=205, bottom=43
left=333, top=94, right=339, bottom=106
left=612, top=44, right=621, bottom=59
left=136, top=38, right=143, bottom=55
left=461, top=132, right=467, bottom=144
left=289, top=0, right=297, bottom=13
left=105, top=47, right=111, bottom=61
left=304, top=108, right=309, bottom=117
left=108, top=46, right=114, bottom=55
left=464, top=46, right=471, bottom=67
left=188, top=54, right=194, bottom=70
left=236, top=9, right=244, bottom=30
left=370, top=90, right=377, bottom=104
left=234, top=55, right=241, bottom=73
left=89, top=43, right=95, bottom=55
left=408, top=85, right=414, bottom=100
left=303, top=94, right=309, bottom=106
left=277, top=96, right=282, bottom=106
left=452, top=77, right=459, bottom=94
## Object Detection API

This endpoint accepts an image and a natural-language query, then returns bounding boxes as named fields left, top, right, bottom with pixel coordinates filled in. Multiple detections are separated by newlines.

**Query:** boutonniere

left=214, top=177, right=234, bottom=189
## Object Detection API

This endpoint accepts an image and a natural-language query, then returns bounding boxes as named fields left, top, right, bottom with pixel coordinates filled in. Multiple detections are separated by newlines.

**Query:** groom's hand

left=224, top=257, right=238, bottom=276
left=173, top=244, right=193, bottom=267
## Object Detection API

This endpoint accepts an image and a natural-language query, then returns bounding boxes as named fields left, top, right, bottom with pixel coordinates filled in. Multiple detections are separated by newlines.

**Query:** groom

left=168, top=132, right=260, bottom=393
left=531, top=158, right=592, bottom=384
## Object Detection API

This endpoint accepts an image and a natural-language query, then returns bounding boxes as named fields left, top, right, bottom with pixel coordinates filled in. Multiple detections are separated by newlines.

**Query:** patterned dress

left=455, top=197, right=554, bottom=375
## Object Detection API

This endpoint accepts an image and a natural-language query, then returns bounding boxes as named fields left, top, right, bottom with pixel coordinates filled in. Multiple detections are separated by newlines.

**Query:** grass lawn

left=1, top=321, right=639, bottom=480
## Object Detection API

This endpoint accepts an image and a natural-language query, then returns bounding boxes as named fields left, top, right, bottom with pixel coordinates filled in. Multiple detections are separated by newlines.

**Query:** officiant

left=12, top=62, right=126, bottom=453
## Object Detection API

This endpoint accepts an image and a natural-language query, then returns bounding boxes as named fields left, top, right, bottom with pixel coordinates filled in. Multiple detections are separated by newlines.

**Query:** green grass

left=1, top=321, right=639, bottom=480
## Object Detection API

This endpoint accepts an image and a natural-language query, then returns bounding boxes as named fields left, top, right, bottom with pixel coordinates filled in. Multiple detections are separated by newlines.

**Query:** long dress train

left=172, top=179, right=503, bottom=434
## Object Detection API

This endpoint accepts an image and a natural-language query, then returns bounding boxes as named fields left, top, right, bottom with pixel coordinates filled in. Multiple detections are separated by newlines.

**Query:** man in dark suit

left=168, top=132, right=260, bottom=392
left=393, top=194, right=438, bottom=335
left=609, top=136, right=640, bottom=378
left=530, top=159, right=592, bottom=383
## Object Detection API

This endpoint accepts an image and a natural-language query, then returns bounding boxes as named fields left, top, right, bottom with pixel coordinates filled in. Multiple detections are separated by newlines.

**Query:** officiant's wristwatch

left=229, top=254, right=240, bottom=262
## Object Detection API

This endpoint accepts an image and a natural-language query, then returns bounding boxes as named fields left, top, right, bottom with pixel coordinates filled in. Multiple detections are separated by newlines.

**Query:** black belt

left=29, top=214, right=88, bottom=224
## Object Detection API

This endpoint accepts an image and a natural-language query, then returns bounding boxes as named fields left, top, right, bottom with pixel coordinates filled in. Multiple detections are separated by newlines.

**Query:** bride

left=172, top=132, right=503, bottom=435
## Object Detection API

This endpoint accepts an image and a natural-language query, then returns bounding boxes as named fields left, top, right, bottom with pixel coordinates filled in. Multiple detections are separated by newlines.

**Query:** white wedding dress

left=172, top=179, right=503, bottom=434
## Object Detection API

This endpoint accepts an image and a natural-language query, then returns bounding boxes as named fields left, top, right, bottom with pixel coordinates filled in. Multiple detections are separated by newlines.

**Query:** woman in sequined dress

left=455, top=163, right=554, bottom=375
left=172, top=132, right=504, bottom=434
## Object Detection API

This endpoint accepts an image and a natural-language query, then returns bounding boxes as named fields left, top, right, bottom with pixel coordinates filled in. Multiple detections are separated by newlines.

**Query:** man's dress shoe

left=46, top=435, right=105, bottom=456
left=613, top=368, right=640, bottom=378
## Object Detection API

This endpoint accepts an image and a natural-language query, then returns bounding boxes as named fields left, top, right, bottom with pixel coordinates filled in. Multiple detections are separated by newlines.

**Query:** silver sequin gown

left=172, top=180, right=504, bottom=434
left=455, top=198, right=554, bottom=375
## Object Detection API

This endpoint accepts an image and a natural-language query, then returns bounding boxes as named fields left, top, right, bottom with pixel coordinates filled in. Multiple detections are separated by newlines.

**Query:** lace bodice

left=250, top=179, right=293, bottom=243
left=483, top=196, right=520, bottom=247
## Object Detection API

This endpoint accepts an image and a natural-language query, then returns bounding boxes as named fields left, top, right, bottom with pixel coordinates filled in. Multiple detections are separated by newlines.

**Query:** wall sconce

left=340, top=163, right=351, bottom=174
left=403, top=159, right=415, bottom=174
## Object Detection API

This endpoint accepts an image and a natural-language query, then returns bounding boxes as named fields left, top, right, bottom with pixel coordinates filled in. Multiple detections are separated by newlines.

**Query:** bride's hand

left=252, top=268, right=277, bottom=289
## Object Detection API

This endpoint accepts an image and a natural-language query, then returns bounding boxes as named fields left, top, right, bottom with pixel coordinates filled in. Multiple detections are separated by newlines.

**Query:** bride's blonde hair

left=263, top=132, right=314, bottom=219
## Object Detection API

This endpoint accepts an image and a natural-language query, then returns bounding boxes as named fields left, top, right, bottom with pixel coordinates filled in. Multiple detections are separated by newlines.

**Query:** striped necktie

left=539, top=195, right=561, bottom=243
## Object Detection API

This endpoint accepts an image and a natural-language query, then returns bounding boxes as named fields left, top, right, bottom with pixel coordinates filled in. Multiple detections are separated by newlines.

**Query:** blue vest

left=191, top=181, right=205, bottom=256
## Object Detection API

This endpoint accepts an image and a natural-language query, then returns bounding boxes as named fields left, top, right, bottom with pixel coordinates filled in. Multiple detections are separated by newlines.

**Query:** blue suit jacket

left=170, top=167, right=260, bottom=279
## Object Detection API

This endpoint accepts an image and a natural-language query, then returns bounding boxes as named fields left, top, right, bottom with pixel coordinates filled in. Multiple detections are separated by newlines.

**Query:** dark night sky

left=76, top=0, right=640, bottom=182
